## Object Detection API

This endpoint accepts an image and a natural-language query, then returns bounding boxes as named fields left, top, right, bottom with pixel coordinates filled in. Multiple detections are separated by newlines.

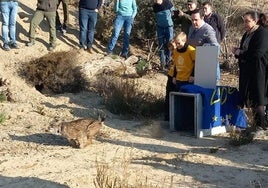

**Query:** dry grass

left=93, top=74, right=164, bottom=118
left=94, top=149, right=173, bottom=188
left=229, top=126, right=254, bottom=146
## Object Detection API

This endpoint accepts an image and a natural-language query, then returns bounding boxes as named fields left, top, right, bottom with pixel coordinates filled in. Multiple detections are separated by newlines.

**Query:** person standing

left=173, top=0, right=198, bottom=36
left=79, top=0, right=103, bottom=53
left=27, top=0, right=58, bottom=51
left=187, top=9, right=218, bottom=47
left=0, top=0, right=19, bottom=51
left=172, top=32, right=196, bottom=91
left=107, top=0, right=137, bottom=59
left=232, top=11, right=268, bottom=131
left=187, top=8, right=220, bottom=82
left=164, top=39, right=176, bottom=121
left=153, top=0, right=174, bottom=70
left=56, top=0, right=69, bottom=34
left=202, top=1, right=225, bottom=43
left=164, top=32, right=195, bottom=121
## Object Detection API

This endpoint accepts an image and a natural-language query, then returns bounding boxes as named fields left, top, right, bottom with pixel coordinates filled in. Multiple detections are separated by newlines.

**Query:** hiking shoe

left=10, top=43, right=19, bottom=49
left=87, top=47, right=93, bottom=54
left=79, top=45, right=86, bottom=50
left=3, top=43, right=10, bottom=51
left=105, top=51, right=112, bottom=56
left=27, top=41, right=35, bottom=46
left=56, top=24, right=62, bottom=31
left=121, top=54, right=128, bottom=59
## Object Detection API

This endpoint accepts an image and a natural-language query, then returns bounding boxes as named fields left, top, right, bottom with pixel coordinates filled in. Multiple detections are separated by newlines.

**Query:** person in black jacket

left=202, top=1, right=225, bottom=43
left=27, top=0, right=58, bottom=51
left=79, top=0, right=103, bottom=53
left=56, top=0, right=69, bottom=34
left=232, top=11, right=268, bottom=131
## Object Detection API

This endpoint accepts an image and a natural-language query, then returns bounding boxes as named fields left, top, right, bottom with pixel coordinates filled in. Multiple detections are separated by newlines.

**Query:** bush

left=94, top=75, right=164, bottom=118
left=19, top=50, right=86, bottom=94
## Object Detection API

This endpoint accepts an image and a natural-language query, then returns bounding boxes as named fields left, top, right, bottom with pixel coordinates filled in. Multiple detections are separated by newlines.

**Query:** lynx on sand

left=49, top=117, right=104, bottom=148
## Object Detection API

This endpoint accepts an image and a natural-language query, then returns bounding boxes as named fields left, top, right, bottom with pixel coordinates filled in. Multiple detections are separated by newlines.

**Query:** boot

left=253, top=113, right=267, bottom=130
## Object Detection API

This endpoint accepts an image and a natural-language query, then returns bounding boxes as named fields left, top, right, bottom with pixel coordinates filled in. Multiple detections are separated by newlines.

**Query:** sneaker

left=27, top=41, right=35, bottom=46
left=61, top=24, right=67, bottom=34
left=3, top=43, right=10, bottom=51
left=10, top=43, right=19, bottom=49
left=48, top=45, right=56, bottom=51
left=61, top=28, right=67, bottom=35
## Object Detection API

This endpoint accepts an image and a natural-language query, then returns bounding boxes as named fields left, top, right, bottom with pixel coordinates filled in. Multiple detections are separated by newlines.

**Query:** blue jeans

left=157, top=26, right=173, bottom=66
left=79, top=8, right=97, bottom=49
left=0, top=1, right=18, bottom=45
left=108, top=14, right=133, bottom=56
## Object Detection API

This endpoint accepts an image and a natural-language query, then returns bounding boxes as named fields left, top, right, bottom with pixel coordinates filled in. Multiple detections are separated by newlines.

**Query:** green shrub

left=136, top=58, right=149, bottom=77
left=0, top=93, right=7, bottom=102
left=0, top=113, right=6, bottom=124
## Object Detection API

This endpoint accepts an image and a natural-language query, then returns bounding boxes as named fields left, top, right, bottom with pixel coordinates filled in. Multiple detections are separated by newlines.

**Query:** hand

left=95, top=9, right=99, bottom=13
left=188, top=76, right=194, bottom=83
left=179, top=10, right=184, bottom=16
left=232, top=47, right=240, bottom=55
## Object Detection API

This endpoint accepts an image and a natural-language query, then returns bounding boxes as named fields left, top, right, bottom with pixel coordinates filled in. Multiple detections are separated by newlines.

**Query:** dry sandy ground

left=0, top=1, right=268, bottom=188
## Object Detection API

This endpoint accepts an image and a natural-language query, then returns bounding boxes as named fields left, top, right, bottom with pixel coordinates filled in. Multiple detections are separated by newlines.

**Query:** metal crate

left=169, top=92, right=202, bottom=137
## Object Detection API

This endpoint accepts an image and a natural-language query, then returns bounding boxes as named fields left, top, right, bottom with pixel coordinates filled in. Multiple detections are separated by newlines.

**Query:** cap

left=187, top=0, right=197, bottom=3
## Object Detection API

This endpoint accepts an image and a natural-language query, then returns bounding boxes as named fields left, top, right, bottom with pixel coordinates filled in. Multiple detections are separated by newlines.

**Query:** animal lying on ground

left=48, top=117, right=105, bottom=148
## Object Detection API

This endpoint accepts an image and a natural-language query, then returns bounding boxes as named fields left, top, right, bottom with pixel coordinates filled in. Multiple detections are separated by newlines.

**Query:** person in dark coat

left=232, top=11, right=268, bottom=130
left=56, top=0, right=69, bottom=34
left=78, top=0, right=103, bottom=53
left=202, top=1, right=225, bottom=43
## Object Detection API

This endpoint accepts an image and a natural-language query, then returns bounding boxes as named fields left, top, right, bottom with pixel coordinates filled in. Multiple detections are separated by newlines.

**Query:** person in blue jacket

left=153, top=0, right=174, bottom=70
left=107, top=0, right=137, bottom=59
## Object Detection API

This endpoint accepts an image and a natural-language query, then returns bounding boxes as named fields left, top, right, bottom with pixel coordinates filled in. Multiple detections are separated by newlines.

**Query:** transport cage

left=169, top=92, right=202, bottom=137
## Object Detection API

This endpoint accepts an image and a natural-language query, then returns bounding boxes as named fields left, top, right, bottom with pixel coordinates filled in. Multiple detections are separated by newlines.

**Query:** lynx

left=49, top=117, right=104, bottom=148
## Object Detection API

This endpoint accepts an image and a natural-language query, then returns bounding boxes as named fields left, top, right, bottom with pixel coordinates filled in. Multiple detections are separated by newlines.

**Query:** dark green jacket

left=36, top=0, right=57, bottom=12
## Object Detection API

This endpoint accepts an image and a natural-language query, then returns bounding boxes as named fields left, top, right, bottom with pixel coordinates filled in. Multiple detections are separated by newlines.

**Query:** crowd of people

left=154, top=0, right=268, bottom=133
left=0, top=0, right=267, bottom=132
